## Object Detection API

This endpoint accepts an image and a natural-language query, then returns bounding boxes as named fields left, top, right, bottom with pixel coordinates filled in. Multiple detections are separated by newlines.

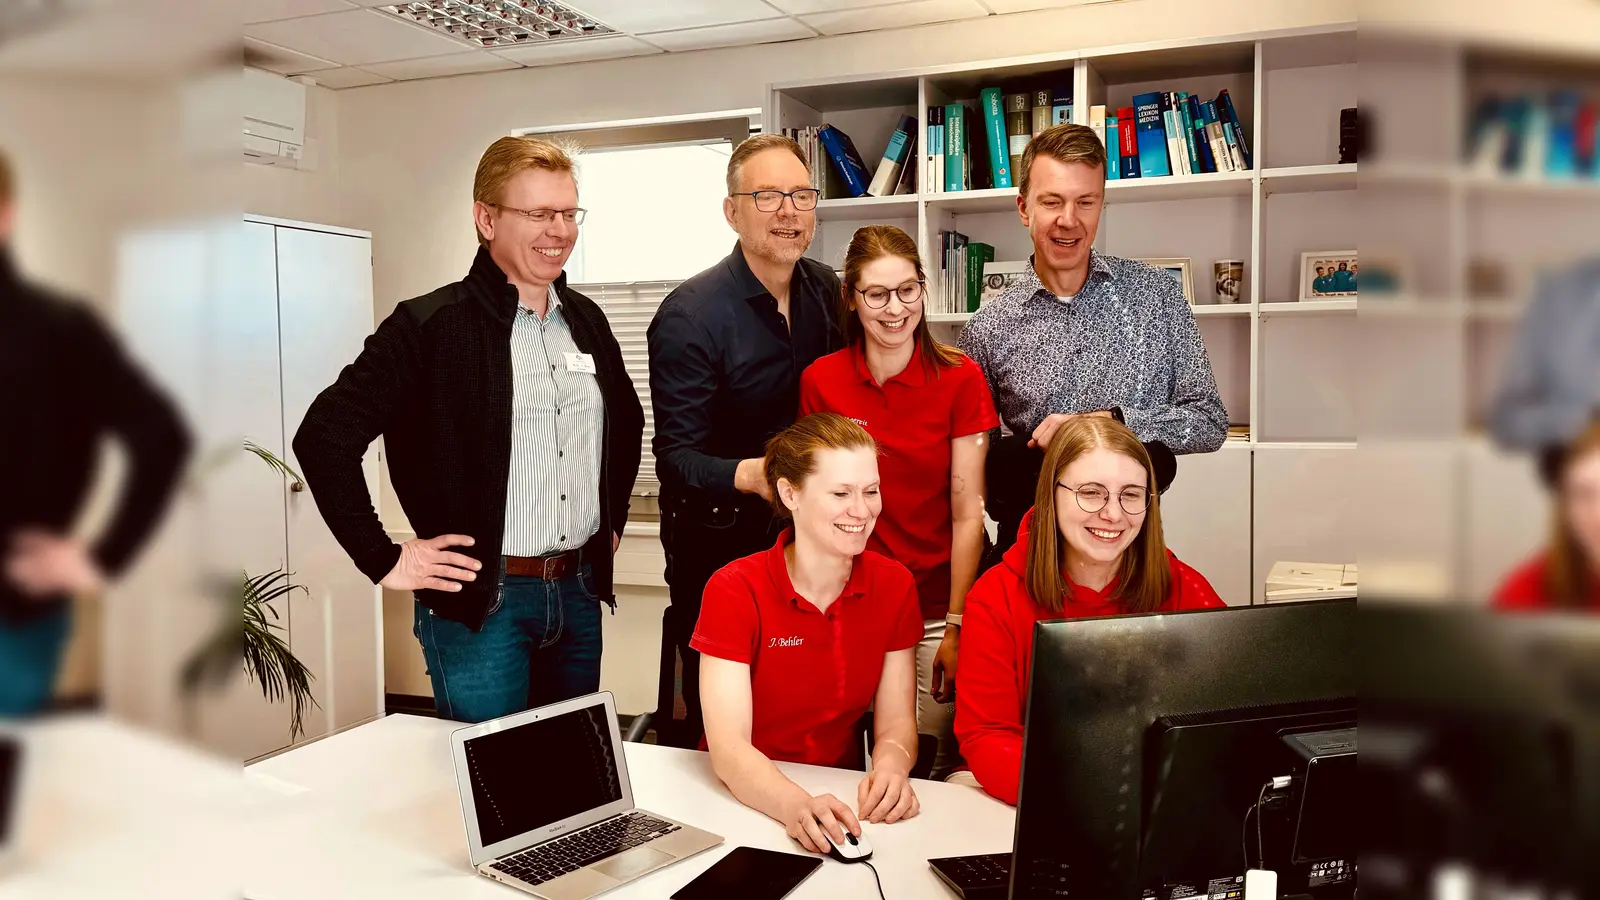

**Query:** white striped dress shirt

left=503, top=285, right=604, bottom=557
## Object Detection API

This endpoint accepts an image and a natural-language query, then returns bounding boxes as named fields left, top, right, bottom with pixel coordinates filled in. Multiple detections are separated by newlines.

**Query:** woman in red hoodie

left=952, top=416, right=1224, bottom=805
left=1493, top=417, right=1600, bottom=611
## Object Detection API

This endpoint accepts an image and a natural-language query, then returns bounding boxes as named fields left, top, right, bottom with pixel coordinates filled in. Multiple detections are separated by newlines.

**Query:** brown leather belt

left=503, top=549, right=582, bottom=580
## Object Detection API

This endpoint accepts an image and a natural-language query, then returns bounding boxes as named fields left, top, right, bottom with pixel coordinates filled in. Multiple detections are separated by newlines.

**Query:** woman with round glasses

left=798, top=225, right=999, bottom=781
left=952, top=415, right=1223, bottom=805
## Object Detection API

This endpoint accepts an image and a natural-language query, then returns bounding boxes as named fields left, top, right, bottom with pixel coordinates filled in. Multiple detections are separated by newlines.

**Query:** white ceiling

left=240, top=0, right=1122, bottom=89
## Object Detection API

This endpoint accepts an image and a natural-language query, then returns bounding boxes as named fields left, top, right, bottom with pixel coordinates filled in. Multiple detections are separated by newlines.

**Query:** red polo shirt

left=799, top=344, right=999, bottom=620
left=1493, top=554, right=1600, bottom=612
left=690, top=529, right=924, bottom=769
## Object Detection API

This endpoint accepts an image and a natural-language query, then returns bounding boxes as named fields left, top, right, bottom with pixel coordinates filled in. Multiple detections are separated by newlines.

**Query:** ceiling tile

left=981, top=0, right=1125, bottom=13
left=244, top=8, right=469, bottom=66
left=297, top=66, right=395, bottom=88
left=243, top=0, right=355, bottom=25
left=563, top=0, right=788, bottom=33
left=362, top=50, right=522, bottom=80
left=640, top=18, right=817, bottom=52
left=800, top=0, right=987, bottom=35
left=244, top=37, right=340, bottom=74
left=763, top=0, right=900, bottom=14
left=490, top=35, right=662, bottom=68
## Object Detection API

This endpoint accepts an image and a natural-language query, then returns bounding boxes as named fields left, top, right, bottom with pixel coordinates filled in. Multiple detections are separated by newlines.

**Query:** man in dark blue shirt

left=647, top=134, right=840, bottom=746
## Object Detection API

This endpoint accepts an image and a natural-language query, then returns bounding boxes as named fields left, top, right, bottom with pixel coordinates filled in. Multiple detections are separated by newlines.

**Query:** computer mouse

left=825, top=829, right=873, bottom=864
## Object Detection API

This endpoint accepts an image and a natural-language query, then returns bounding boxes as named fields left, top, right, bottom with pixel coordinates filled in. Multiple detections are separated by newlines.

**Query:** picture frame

left=1135, top=258, right=1193, bottom=304
left=979, top=260, right=1029, bottom=307
left=1299, top=250, right=1358, bottom=301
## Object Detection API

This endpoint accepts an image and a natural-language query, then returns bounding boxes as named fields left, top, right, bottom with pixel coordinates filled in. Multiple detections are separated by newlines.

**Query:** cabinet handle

left=290, top=481, right=306, bottom=493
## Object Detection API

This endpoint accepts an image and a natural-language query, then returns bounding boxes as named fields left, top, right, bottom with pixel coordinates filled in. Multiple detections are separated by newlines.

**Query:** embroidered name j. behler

left=768, top=636, right=804, bottom=648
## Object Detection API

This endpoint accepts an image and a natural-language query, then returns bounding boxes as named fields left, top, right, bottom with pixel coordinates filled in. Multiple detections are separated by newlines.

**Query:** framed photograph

left=979, top=260, right=1029, bottom=307
left=1135, top=258, right=1193, bottom=304
left=1299, top=250, right=1358, bottom=300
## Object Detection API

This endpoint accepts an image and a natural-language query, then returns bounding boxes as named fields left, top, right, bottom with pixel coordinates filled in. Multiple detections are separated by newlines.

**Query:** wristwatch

left=945, top=613, right=963, bottom=628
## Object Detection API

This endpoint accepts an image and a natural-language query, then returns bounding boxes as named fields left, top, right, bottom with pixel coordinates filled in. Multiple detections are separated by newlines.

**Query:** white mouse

left=825, top=829, right=873, bottom=864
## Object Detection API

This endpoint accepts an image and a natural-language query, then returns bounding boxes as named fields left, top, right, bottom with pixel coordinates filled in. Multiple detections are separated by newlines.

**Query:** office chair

left=857, top=711, right=938, bottom=782
left=623, top=604, right=698, bottom=748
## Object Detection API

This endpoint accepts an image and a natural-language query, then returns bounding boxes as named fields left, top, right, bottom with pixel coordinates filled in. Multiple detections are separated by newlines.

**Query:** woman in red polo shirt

left=693, top=413, right=926, bottom=854
left=953, top=416, right=1224, bottom=805
left=1494, top=418, right=1600, bottom=611
left=798, top=224, right=999, bottom=781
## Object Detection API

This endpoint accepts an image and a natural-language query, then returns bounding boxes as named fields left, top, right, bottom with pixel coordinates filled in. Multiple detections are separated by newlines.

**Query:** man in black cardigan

left=294, top=137, right=643, bottom=724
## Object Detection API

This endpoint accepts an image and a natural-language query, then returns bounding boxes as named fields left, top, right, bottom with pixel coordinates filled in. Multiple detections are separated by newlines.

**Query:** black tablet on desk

left=671, top=846, right=822, bottom=900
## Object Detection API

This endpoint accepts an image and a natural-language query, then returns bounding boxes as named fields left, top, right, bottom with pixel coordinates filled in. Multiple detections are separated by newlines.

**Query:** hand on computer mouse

left=784, top=792, right=860, bottom=855
left=857, top=765, right=920, bottom=824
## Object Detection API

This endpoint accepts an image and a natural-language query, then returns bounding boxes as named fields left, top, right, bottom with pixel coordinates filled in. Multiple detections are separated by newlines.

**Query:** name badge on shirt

left=564, top=352, right=597, bottom=375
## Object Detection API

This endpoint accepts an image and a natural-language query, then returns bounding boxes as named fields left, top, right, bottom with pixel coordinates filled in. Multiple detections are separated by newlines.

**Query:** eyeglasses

left=730, top=189, right=820, bottom=212
left=487, top=203, right=587, bottom=226
left=854, top=281, right=925, bottom=309
left=1057, top=482, right=1150, bottom=515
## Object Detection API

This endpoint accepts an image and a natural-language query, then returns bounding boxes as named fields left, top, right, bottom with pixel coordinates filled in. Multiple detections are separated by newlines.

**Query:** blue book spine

left=817, top=125, right=870, bottom=197
left=944, top=104, right=967, bottom=192
left=1177, top=92, right=1201, bottom=174
left=980, top=88, right=1012, bottom=189
left=1132, top=91, right=1171, bottom=178
left=1187, top=96, right=1215, bottom=173
left=1106, top=118, right=1121, bottom=180
left=1547, top=91, right=1580, bottom=178
left=1216, top=89, right=1253, bottom=169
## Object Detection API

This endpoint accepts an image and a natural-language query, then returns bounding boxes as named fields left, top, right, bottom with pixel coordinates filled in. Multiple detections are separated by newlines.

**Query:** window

left=522, top=116, right=752, bottom=496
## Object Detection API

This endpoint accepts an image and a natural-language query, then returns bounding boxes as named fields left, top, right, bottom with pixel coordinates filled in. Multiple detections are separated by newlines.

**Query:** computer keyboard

left=491, top=812, right=681, bottom=886
left=929, top=852, right=1012, bottom=899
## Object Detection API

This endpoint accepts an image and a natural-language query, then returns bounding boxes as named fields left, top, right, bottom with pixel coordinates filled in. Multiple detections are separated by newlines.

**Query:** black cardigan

left=293, top=248, right=644, bottom=631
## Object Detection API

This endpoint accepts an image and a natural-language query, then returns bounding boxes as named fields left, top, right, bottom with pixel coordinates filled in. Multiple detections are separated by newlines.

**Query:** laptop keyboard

left=491, top=812, right=681, bottom=886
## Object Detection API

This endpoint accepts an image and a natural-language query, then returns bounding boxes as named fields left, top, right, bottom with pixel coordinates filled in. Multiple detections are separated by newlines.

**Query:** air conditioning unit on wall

left=243, top=66, right=306, bottom=168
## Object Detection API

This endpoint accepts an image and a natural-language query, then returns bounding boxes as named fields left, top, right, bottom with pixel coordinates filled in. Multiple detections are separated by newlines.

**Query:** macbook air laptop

left=450, top=691, right=723, bottom=900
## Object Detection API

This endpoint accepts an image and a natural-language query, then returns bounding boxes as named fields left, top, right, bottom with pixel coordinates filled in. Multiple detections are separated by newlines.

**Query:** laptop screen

left=463, top=701, right=623, bottom=848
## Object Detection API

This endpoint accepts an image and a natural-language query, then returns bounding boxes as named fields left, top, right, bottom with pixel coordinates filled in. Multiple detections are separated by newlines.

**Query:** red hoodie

left=953, top=508, right=1225, bottom=805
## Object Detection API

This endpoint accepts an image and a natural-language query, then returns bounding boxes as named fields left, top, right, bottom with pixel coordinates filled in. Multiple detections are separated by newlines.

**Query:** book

left=1546, top=90, right=1579, bottom=178
left=893, top=128, right=918, bottom=194
left=954, top=232, right=969, bottom=313
left=966, top=242, right=994, bottom=312
left=1051, top=87, right=1073, bottom=129
left=1161, top=92, right=1190, bottom=175
left=1117, top=106, right=1140, bottom=179
left=980, top=88, right=1012, bottom=189
left=965, top=104, right=993, bottom=190
left=1577, top=99, right=1598, bottom=175
left=818, top=124, right=871, bottom=197
left=1132, top=93, right=1169, bottom=178
left=1031, top=89, right=1052, bottom=137
left=1089, top=105, right=1108, bottom=155
left=928, top=106, right=945, bottom=195
left=1202, top=100, right=1233, bottom=172
left=1215, top=89, right=1253, bottom=169
left=1004, top=93, right=1031, bottom=184
left=868, top=114, right=918, bottom=196
left=944, top=103, right=966, bottom=192
left=1185, top=94, right=1215, bottom=173
left=1105, top=116, right=1121, bottom=180
left=1216, top=100, right=1245, bottom=171
left=1176, top=92, right=1201, bottom=175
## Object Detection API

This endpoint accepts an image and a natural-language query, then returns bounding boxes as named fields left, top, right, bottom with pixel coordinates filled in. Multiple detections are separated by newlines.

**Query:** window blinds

left=572, top=280, right=680, bottom=496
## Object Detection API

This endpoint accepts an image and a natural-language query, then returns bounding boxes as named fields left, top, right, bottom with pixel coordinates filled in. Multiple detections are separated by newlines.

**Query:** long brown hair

left=840, top=225, right=964, bottom=372
left=763, top=413, right=877, bottom=519
left=1546, top=418, right=1600, bottom=607
left=1026, top=417, right=1171, bottom=614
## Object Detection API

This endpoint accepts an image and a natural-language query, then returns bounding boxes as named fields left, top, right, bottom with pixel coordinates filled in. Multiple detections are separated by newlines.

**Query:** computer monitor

left=1009, top=598, right=1356, bottom=900
left=1362, top=605, right=1600, bottom=900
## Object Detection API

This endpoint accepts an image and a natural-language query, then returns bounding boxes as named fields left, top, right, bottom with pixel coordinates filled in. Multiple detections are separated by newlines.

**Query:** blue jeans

left=0, top=606, right=71, bottom=717
left=414, top=564, right=603, bottom=724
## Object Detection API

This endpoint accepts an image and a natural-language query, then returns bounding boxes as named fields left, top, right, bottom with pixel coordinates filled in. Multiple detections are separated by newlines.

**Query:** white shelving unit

left=767, top=24, right=1358, bottom=605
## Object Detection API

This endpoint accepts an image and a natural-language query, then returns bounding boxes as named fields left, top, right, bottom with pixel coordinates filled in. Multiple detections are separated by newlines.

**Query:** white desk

left=245, top=714, right=1016, bottom=899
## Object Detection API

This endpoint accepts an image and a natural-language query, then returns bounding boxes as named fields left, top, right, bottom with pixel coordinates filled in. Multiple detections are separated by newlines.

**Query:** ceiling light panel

left=380, top=0, right=614, bottom=48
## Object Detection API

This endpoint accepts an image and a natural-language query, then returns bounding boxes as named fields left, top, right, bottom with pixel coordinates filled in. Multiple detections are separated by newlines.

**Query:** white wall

left=241, top=81, right=354, bottom=229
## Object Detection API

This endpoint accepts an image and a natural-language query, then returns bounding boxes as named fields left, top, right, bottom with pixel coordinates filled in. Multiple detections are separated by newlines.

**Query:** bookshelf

left=766, top=24, right=1359, bottom=606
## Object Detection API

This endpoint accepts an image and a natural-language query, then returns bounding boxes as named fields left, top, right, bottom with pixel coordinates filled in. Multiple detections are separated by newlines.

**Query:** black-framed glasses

left=855, top=281, right=925, bottom=309
left=730, top=189, right=820, bottom=212
left=487, top=203, right=587, bottom=226
left=1057, top=482, right=1150, bottom=515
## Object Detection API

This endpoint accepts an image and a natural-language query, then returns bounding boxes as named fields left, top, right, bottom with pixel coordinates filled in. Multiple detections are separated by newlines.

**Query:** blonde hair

left=1547, top=417, right=1600, bottom=607
left=1026, top=416, right=1171, bottom=615
left=472, top=136, right=577, bottom=248
left=841, top=225, right=964, bottom=372
left=763, top=413, right=877, bottom=518
left=1018, top=123, right=1107, bottom=200
left=726, top=133, right=809, bottom=196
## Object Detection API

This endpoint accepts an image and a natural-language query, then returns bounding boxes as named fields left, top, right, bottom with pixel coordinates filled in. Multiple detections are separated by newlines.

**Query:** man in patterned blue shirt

left=958, top=124, right=1227, bottom=553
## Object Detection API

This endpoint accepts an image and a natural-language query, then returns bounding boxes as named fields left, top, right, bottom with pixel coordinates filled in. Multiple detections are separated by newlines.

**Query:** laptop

left=450, top=691, right=723, bottom=900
